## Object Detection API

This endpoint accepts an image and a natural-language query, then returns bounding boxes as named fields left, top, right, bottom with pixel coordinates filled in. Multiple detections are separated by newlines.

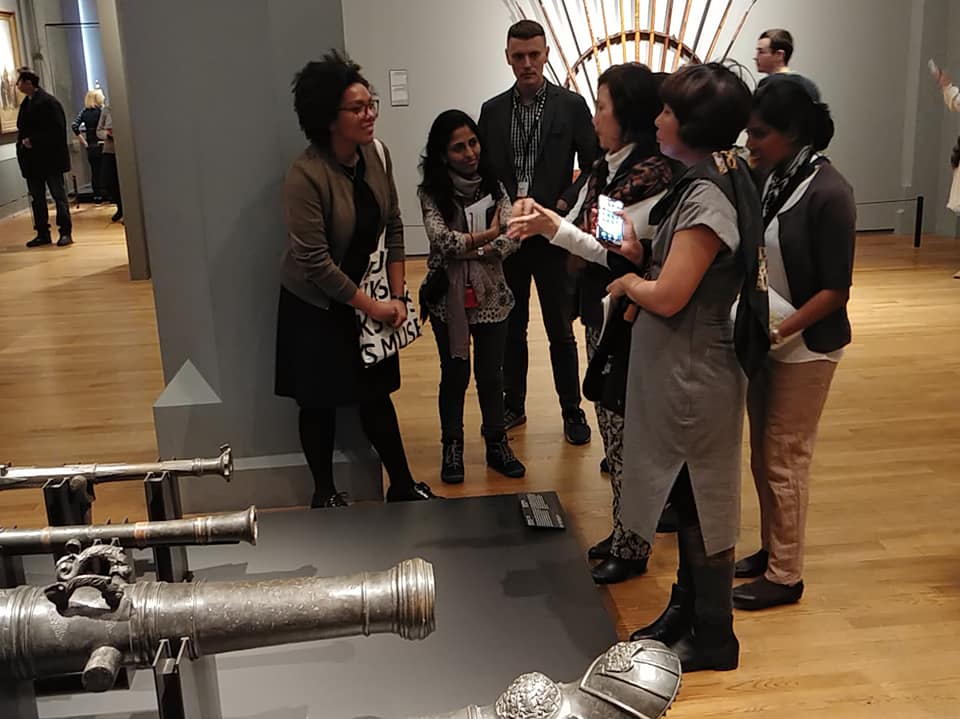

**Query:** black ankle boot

left=587, top=533, right=613, bottom=560
left=629, top=583, right=693, bottom=644
left=441, top=440, right=465, bottom=484
left=311, top=490, right=349, bottom=508
left=734, top=548, right=768, bottom=578
left=591, top=555, right=647, bottom=584
left=672, top=616, right=740, bottom=672
left=485, top=436, right=525, bottom=478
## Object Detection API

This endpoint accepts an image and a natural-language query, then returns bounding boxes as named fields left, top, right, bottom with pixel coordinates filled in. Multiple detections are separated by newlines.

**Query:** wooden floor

left=1, top=204, right=959, bottom=717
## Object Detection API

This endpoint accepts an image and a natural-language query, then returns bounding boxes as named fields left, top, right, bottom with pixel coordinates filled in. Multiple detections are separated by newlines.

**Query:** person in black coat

left=15, top=68, right=72, bottom=247
left=478, top=20, right=600, bottom=445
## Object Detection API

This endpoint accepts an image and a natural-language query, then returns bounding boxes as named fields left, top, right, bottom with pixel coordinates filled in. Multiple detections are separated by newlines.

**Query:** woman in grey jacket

left=275, top=52, right=436, bottom=507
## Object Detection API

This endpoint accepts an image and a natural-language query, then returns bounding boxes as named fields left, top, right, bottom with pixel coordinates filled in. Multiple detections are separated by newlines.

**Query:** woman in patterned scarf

left=418, top=110, right=525, bottom=485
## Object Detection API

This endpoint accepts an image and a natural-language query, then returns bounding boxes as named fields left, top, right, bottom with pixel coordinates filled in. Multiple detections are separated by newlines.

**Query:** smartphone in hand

left=596, top=194, right=625, bottom=245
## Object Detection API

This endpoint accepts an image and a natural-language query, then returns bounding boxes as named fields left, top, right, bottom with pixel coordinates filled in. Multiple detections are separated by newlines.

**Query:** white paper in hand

left=465, top=194, right=495, bottom=233
left=600, top=293, right=614, bottom=338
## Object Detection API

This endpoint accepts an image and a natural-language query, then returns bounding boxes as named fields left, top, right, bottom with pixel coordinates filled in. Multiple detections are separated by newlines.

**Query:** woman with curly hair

left=275, top=51, right=436, bottom=507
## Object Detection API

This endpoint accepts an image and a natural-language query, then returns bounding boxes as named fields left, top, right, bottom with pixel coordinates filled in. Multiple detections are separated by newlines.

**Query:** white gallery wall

left=345, top=0, right=959, bottom=250
left=342, top=0, right=517, bottom=255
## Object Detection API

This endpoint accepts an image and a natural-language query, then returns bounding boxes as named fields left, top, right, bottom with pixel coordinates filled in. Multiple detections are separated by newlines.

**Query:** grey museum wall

left=342, top=0, right=518, bottom=255
left=114, top=0, right=384, bottom=512
left=349, top=0, right=960, bottom=245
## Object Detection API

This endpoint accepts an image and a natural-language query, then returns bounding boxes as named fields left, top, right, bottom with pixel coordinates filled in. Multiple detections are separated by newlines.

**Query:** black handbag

left=582, top=295, right=633, bottom=416
left=418, top=267, right=448, bottom=320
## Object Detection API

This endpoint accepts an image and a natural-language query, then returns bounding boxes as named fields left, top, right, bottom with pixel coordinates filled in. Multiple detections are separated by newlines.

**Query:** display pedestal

left=38, top=492, right=617, bottom=719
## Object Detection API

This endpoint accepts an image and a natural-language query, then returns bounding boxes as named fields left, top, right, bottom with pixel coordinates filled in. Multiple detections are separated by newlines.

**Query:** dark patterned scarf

left=761, top=145, right=812, bottom=226
left=574, top=138, right=674, bottom=233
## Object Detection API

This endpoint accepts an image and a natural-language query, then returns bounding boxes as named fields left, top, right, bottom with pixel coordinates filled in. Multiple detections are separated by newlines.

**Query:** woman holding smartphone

left=418, top=109, right=525, bottom=485
left=507, top=63, right=674, bottom=584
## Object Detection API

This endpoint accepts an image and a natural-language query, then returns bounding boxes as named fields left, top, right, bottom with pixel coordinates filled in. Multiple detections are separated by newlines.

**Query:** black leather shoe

left=656, top=503, right=678, bottom=533
left=591, top=556, right=648, bottom=584
left=733, top=577, right=803, bottom=610
left=629, top=583, right=694, bottom=644
left=504, top=408, right=526, bottom=430
left=486, top=437, right=525, bottom=478
left=587, top=533, right=613, bottom=560
left=26, top=235, right=52, bottom=248
left=562, top=408, right=591, bottom=445
left=734, top=549, right=769, bottom=578
left=671, top=620, right=740, bottom=672
left=440, top=441, right=465, bottom=484
left=57, top=234, right=73, bottom=247
left=386, top=481, right=440, bottom=502
left=312, top=491, right=349, bottom=508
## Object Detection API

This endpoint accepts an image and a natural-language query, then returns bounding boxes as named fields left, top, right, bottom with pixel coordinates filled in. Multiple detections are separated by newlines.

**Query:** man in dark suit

left=478, top=20, right=599, bottom=445
left=16, top=68, right=72, bottom=247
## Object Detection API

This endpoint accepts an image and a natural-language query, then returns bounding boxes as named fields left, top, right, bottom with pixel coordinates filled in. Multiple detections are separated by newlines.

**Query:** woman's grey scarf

left=444, top=171, right=500, bottom=359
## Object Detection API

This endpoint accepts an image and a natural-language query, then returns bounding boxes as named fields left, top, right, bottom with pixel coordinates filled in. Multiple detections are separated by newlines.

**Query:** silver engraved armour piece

left=410, top=639, right=680, bottom=719
left=494, top=672, right=563, bottom=719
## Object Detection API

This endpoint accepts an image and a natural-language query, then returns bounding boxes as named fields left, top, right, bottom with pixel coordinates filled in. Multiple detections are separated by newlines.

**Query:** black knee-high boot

left=671, top=526, right=739, bottom=672
left=628, top=506, right=695, bottom=644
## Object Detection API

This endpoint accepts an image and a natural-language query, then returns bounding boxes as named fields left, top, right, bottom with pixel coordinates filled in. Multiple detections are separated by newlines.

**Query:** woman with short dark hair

left=606, top=62, right=768, bottom=672
left=507, top=62, right=675, bottom=584
left=733, top=80, right=855, bottom=611
left=275, top=51, right=436, bottom=507
left=417, top=109, right=525, bottom=484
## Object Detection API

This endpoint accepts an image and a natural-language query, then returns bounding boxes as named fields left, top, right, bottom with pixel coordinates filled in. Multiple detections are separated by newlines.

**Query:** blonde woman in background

left=96, top=102, right=123, bottom=222
left=72, top=88, right=105, bottom=203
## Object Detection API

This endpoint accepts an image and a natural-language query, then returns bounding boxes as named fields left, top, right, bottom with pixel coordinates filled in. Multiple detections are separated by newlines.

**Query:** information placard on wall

left=389, top=69, right=409, bottom=107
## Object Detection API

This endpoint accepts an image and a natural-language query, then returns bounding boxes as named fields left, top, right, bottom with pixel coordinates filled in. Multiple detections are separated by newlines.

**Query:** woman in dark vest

left=733, top=79, right=856, bottom=610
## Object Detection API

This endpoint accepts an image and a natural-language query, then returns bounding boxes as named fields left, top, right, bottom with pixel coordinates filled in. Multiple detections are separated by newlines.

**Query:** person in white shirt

left=508, top=63, right=675, bottom=585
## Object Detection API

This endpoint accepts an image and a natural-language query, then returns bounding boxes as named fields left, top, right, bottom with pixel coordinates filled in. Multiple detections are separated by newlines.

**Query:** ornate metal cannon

left=410, top=640, right=681, bottom=719
left=0, top=506, right=257, bottom=555
left=0, top=557, right=435, bottom=692
left=0, top=445, right=233, bottom=490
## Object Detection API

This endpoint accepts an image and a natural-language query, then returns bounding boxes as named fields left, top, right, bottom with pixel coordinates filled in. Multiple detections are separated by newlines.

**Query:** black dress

left=275, top=155, right=402, bottom=408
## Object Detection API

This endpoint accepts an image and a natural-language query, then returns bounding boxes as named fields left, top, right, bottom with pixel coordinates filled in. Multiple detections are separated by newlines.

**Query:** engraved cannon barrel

left=0, top=506, right=258, bottom=555
left=0, top=557, right=435, bottom=692
left=0, top=444, right=233, bottom=490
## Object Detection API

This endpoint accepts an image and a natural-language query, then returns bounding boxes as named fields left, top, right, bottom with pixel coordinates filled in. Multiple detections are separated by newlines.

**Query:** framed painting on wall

left=0, top=11, right=24, bottom=135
